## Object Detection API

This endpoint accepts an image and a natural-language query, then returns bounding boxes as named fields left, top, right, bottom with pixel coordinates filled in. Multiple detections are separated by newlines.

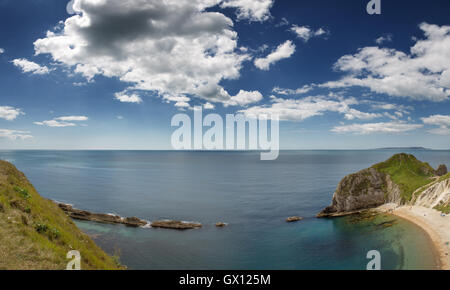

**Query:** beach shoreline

left=377, top=204, right=450, bottom=270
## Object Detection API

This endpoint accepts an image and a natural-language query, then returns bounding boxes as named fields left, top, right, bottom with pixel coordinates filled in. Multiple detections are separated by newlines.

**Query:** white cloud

left=33, top=0, right=262, bottom=106
left=290, top=25, right=328, bottom=42
left=34, top=115, right=88, bottom=127
left=370, top=102, right=412, bottom=113
left=12, top=58, right=50, bottom=75
left=422, top=114, right=450, bottom=135
left=0, top=129, right=33, bottom=140
left=375, top=34, right=393, bottom=45
left=322, top=23, right=450, bottom=101
left=314, top=28, right=327, bottom=36
left=56, top=116, right=88, bottom=121
left=344, top=109, right=382, bottom=121
left=332, top=122, right=423, bottom=134
left=114, top=92, right=143, bottom=104
left=66, top=0, right=75, bottom=14
left=220, top=0, right=274, bottom=22
left=224, top=90, right=263, bottom=106
left=162, top=94, right=191, bottom=108
left=422, top=114, right=450, bottom=127
left=240, top=95, right=381, bottom=121
left=254, top=40, right=296, bottom=70
left=34, top=120, right=77, bottom=127
left=204, top=102, right=215, bottom=110
left=427, top=127, right=450, bottom=135
left=272, top=85, right=313, bottom=95
left=291, top=25, right=311, bottom=41
left=163, top=94, right=190, bottom=103
left=0, top=106, right=24, bottom=121
left=0, top=48, right=4, bottom=54
left=174, top=101, right=190, bottom=108
left=275, top=17, right=289, bottom=27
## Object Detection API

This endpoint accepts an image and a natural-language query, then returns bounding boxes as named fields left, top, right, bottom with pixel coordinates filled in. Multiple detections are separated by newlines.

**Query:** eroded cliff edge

left=318, top=153, right=449, bottom=217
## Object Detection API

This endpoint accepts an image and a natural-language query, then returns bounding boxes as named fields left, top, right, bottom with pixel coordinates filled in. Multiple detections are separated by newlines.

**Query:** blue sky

left=0, top=0, right=449, bottom=150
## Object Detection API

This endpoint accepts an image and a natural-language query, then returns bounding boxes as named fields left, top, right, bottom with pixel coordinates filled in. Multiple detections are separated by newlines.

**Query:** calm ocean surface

left=1, top=150, right=448, bottom=270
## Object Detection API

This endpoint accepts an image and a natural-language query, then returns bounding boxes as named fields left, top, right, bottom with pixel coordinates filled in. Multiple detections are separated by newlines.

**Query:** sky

left=0, top=0, right=449, bottom=150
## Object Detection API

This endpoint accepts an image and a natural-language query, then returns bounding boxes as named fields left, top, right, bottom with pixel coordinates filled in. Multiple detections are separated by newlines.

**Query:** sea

left=1, top=149, right=448, bottom=270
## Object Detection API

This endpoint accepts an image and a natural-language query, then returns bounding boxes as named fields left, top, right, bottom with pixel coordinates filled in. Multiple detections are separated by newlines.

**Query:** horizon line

left=0, top=148, right=448, bottom=151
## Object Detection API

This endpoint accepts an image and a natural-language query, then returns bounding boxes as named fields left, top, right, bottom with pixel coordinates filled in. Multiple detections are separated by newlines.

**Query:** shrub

left=34, top=223, right=49, bottom=234
left=14, top=186, right=31, bottom=199
left=34, top=222, right=61, bottom=240
left=48, top=228, right=61, bottom=240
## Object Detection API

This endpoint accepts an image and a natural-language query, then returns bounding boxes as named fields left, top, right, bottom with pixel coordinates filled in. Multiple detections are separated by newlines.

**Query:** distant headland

left=375, top=147, right=431, bottom=150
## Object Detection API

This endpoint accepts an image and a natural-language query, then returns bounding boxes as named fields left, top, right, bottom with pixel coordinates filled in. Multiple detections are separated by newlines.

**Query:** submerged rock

left=151, top=220, right=202, bottom=230
left=286, top=216, right=303, bottom=223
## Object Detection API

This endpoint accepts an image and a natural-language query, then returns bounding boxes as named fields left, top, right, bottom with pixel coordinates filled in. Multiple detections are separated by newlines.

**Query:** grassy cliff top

left=0, top=160, right=122, bottom=270
left=372, top=153, right=436, bottom=201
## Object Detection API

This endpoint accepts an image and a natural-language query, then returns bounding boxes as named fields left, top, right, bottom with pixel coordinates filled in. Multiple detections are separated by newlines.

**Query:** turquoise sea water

left=1, top=150, right=447, bottom=270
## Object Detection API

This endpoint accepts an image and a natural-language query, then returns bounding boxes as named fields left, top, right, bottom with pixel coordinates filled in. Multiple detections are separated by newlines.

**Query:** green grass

left=0, top=160, right=123, bottom=270
left=372, top=153, right=436, bottom=202
left=434, top=203, right=450, bottom=214
left=438, top=172, right=450, bottom=182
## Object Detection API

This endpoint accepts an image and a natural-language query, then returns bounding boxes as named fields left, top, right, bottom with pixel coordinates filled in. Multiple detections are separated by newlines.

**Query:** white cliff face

left=413, top=178, right=450, bottom=208
left=386, top=175, right=402, bottom=204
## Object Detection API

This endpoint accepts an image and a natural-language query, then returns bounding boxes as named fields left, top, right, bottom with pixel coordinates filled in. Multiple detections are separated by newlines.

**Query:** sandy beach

left=378, top=204, right=450, bottom=270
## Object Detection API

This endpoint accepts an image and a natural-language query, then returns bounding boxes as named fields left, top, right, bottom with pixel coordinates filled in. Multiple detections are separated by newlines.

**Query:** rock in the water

left=215, top=222, right=227, bottom=227
left=286, top=216, right=303, bottom=223
left=150, top=220, right=202, bottom=230
left=123, top=217, right=148, bottom=227
left=56, top=202, right=147, bottom=227
left=436, top=164, right=448, bottom=176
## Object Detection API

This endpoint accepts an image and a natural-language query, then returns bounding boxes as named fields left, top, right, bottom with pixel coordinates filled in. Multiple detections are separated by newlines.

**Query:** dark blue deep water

left=1, top=150, right=448, bottom=269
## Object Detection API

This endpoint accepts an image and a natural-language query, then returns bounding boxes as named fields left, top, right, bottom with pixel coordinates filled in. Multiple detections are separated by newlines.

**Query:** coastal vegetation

left=372, top=154, right=435, bottom=201
left=0, top=160, right=122, bottom=270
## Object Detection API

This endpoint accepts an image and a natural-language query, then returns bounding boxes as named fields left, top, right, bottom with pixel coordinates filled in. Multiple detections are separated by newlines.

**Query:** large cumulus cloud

left=35, top=0, right=273, bottom=105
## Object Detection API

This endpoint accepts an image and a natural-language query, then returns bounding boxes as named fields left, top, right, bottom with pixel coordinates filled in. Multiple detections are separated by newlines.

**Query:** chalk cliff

left=318, top=154, right=450, bottom=217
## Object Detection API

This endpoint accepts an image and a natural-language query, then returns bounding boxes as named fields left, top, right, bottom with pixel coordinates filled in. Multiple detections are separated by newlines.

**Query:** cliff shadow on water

left=329, top=212, right=439, bottom=270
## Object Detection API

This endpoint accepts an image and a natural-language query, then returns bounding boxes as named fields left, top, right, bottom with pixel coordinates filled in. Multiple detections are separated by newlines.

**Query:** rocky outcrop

left=150, top=220, right=202, bottom=230
left=57, top=203, right=148, bottom=227
left=436, top=164, right=448, bottom=176
left=317, top=154, right=446, bottom=218
left=215, top=222, right=227, bottom=227
left=57, top=202, right=204, bottom=230
left=317, top=168, right=401, bottom=217
left=286, top=216, right=303, bottom=223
